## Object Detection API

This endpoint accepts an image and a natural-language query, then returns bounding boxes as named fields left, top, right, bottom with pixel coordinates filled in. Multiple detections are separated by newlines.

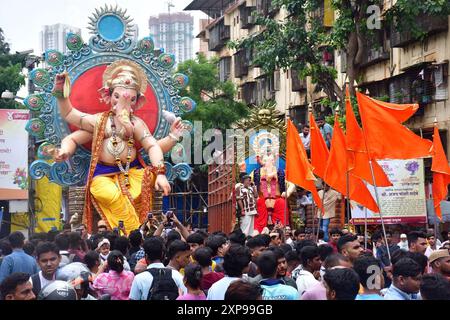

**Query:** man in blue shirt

left=316, top=116, right=333, bottom=148
left=384, top=257, right=422, bottom=300
left=257, top=251, right=299, bottom=300
left=0, top=232, right=38, bottom=283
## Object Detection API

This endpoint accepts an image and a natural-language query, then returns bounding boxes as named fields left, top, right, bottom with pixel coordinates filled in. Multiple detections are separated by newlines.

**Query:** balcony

left=256, top=0, right=278, bottom=17
left=242, top=82, right=257, bottom=105
left=234, top=48, right=252, bottom=78
left=291, top=69, right=307, bottom=91
left=240, top=5, right=257, bottom=29
left=391, top=15, right=449, bottom=48
left=219, top=56, right=231, bottom=82
left=359, top=28, right=390, bottom=67
left=208, top=20, right=231, bottom=51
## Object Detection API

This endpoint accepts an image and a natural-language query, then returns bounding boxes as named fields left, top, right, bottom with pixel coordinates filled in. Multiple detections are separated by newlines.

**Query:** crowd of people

left=0, top=212, right=449, bottom=301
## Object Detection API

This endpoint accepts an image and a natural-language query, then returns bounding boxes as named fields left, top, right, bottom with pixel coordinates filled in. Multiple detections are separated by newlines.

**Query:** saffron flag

left=324, top=115, right=379, bottom=212
left=309, top=112, right=329, bottom=179
left=431, top=125, right=450, bottom=220
left=365, top=96, right=418, bottom=123
left=345, top=90, right=392, bottom=187
left=286, top=119, right=323, bottom=209
left=357, top=91, right=432, bottom=160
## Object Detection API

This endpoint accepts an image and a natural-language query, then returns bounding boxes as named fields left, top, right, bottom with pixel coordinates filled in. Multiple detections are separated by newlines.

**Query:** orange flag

left=365, top=96, right=418, bottom=123
left=357, top=91, right=432, bottom=160
left=286, top=119, right=323, bottom=209
left=324, top=115, right=379, bottom=212
left=309, top=112, right=329, bottom=179
left=431, top=125, right=450, bottom=220
left=345, top=89, right=392, bottom=187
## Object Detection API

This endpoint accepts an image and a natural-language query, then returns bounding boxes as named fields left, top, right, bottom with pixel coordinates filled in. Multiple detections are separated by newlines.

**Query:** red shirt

left=201, top=272, right=224, bottom=291
left=328, top=241, right=338, bottom=253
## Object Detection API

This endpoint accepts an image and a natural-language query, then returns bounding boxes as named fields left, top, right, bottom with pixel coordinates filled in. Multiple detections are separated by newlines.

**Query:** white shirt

left=296, top=269, right=319, bottom=297
left=129, top=262, right=186, bottom=300
left=207, top=276, right=240, bottom=300
left=30, top=271, right=55, bottom=291
left=300, top=133, right=310, bottom=150
left=425, top=245, right=441, bottom=258
left=398, top=241, right=409, bottom=252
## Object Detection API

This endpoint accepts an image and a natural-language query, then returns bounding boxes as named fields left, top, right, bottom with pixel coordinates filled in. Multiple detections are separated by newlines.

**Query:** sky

left=0, top=0, right=207, bottom=54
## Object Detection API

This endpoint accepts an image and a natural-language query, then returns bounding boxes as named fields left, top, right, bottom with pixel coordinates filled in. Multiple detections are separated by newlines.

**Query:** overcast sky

left=0, top=0, right=207, bottom=54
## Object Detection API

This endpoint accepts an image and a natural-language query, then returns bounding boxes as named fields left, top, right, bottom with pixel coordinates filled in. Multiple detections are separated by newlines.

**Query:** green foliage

left=0, top=28, right=27, bottom=109
left=176, top=54, right=249, bottom=173
left=176, top=54, right=249, bottom=132
left=0, top=63, right=25, bottom=109
left=0, top=28, right=10, bottom=55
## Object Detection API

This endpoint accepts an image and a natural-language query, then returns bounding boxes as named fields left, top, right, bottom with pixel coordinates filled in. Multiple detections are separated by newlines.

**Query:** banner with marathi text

left=0, top=109, right=29, bottom=200
left=351, top=159, right=427, bottom=225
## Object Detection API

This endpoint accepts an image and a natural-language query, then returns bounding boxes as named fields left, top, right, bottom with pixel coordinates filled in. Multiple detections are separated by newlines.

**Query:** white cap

left=97, top=238, right=110, bottom=249
left=400, top=233, right=407, bottom=239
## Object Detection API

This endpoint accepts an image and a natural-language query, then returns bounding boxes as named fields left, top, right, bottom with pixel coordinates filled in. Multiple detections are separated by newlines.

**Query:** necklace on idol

left=108, top=111, right=134, bottom=188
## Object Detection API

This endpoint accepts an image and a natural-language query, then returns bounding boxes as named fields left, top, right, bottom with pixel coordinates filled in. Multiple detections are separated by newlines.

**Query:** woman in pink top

left=176, top=263, right=206, bottom=300
left=93, top=250, right=134, bottom=300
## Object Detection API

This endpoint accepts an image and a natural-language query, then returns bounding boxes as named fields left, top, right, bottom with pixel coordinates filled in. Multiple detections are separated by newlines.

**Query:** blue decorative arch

left=27, top=5, right=194, bottom=186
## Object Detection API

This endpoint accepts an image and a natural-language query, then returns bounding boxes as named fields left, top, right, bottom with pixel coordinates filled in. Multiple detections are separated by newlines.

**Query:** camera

left=165, top=211, right=174, bottom=228
left=147, top=212, right=153, bottom=220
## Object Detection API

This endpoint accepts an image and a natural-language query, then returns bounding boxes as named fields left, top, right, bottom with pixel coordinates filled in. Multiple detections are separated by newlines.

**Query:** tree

left=0, top=27, right=26, bottom=109
left=175, top=54, right=249, bottom=175
left=232, top=0, right=450, bottom=106
left=177, top=53, right=249, bottom=131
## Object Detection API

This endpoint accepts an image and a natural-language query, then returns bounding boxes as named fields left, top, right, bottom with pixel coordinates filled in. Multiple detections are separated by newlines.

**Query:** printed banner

left=351, top=159, right=427, bottom=225
left=0, top=109, right=29, bottom=200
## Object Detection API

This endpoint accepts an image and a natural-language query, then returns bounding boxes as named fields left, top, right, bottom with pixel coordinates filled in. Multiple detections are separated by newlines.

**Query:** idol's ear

left=98, top=87, right=111, bottom=104
left=135, top=95, right=147, bottom=110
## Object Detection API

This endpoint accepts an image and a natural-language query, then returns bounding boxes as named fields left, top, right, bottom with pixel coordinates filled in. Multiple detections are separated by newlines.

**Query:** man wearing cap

left=236, top=175, right=258, bottom=236
left=398, top=234, right=409, bottom=252
left=429, top=250, right=450, bottom=281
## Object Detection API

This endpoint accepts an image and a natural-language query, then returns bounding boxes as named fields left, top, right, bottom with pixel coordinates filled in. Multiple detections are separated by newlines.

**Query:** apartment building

left=185, top=0, right=450, bottom=163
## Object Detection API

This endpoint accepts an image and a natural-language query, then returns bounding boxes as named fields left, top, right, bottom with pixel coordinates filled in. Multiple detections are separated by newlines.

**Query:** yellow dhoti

left=90, top=167, right=146, bottom=234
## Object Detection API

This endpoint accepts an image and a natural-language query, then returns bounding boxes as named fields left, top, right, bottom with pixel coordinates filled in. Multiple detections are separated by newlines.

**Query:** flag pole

left=284, top=115, right=289, bottom=228
left=364, top=206, right=368, bottom=250
left=358, top=91, right=392, bottom=263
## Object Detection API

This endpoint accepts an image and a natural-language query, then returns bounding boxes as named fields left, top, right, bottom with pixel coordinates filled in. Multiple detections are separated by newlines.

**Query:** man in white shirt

left=30, top=242, right=61, bottom=296
left=299, top=125, right=311, bottom=157
left=296, top=246, right=322, bottom=296
left=129, top=237, right=186, bottom=300
left=425, top=234, right=441, bottom=258
left=207, top=245, right=252, bottom=300
left=398, top=234, right=409, bottom=252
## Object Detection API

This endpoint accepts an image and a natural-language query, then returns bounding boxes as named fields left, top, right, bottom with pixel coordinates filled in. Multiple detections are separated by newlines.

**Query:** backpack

left=146, top=268, right=179, bottom=300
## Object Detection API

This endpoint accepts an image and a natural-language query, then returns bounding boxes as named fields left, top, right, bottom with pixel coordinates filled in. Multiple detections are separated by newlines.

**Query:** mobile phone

left=166, top=211, right=174, bottom=220
left=113, top=227, right=119, bottom=235
left=276, top=219, right=280, bottom=224
left=147, top=213, right=153, bottom=220
left=118, top=220, right=124, bottom=229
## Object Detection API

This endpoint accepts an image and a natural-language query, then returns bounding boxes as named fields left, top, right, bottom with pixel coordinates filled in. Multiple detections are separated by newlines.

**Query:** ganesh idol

left=51, top=59, right=184, bottom=234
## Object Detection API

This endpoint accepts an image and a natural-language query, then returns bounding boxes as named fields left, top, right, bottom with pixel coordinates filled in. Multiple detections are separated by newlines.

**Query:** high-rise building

left=149, top=12, right=194, bottom=63
left=40, top=24, right=81, bottom=54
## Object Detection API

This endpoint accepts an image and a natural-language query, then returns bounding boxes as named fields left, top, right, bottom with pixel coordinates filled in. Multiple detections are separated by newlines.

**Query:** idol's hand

left=155, top=174, right=171, bottom=196
left=169, top=117, right=184, bottom=139
left=52, top=148, right=69, bottom=162
left=52, top=73, right=67, bottom=98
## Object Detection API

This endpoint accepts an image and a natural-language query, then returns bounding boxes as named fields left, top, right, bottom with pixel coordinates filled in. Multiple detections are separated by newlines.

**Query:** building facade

left=185, top=0, right=450, bottom=159
left=149, top=12, right=194, bottom=63
left=40, top=24, right=81, bottom=55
